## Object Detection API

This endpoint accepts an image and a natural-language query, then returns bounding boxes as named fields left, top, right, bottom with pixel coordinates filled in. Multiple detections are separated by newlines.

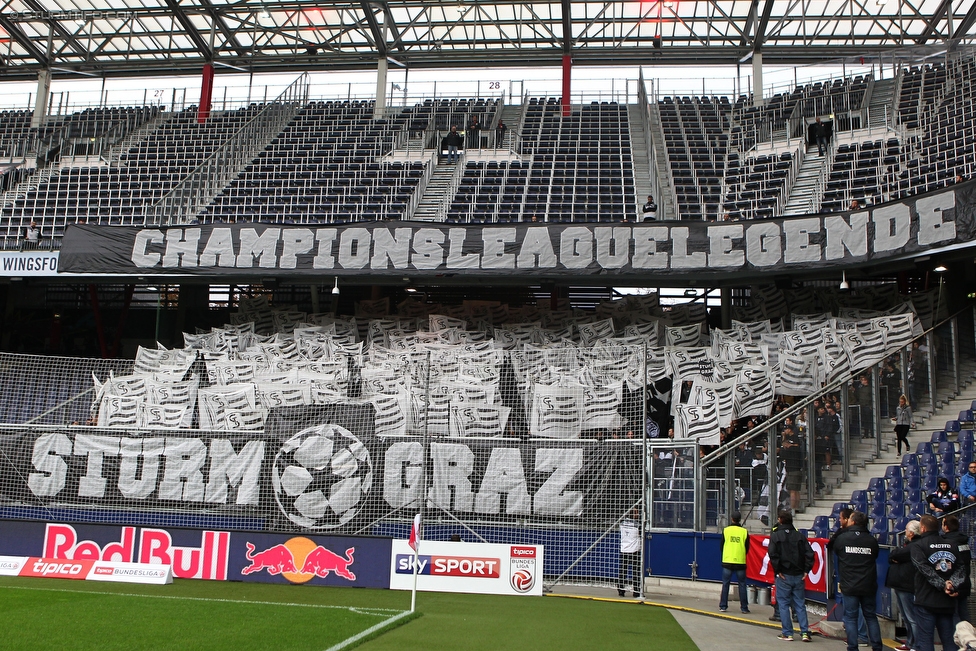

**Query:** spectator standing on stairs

left=495, top=120, right=507, bottom=148
left=444, top=126, right=463, bottom=164
left=467, top=115, right=481, bottom=149
left=893, top=394, right=913, bottom=455
left=642, top=195, right=657, bottom=221
left=813, top=117, right=829, bottom=156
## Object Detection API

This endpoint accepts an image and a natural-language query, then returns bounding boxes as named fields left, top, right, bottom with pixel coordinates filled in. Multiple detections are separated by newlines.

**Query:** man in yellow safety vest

left=719, top=511, right=751, bottom=613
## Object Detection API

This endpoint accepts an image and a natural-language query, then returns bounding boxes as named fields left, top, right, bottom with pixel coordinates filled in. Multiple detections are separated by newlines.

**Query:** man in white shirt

left=618, top=507, right=642, bottom=597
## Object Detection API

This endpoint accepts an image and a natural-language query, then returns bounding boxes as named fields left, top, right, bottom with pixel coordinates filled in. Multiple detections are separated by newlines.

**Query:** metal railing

left=701, top=303, right=976, bottom=534
left=145, top=73, right=310, bottom=225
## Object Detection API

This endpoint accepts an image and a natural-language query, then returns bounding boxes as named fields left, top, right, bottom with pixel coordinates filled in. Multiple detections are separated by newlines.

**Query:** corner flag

left=409, top=513, right=421, bottom=552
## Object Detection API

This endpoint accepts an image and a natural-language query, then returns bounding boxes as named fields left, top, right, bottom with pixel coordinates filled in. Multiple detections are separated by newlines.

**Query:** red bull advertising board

left=389, top=540, right=543, bottom=596
left=233, top=533, right=391, bottom=588
left=0, top=520, right=392, bottom=589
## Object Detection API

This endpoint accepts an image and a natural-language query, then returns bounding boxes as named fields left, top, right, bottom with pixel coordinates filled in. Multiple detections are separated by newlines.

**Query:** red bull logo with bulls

left=241, top=537, right=357, bottom=584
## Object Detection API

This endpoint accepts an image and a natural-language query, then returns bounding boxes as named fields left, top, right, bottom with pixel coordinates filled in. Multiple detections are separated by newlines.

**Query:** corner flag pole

left=409, top=512, right=421, bottom=613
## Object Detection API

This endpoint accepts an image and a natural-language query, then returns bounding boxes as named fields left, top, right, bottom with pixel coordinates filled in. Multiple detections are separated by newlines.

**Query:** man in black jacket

left=886, top=519, right=920, bottom=651
left=942, top=514, right=971, bottom=623
left=911, top=514, right=965, bottom=651
left=828, top=511, right=883, bottom=651
left=768, top=509, right=814, bottom=642
left=444, top=126, right=464, bottom=164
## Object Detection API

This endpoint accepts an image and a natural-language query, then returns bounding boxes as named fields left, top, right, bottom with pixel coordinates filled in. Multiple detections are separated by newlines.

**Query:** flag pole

left=410, top=540, right=419, bottom=613
left=409, top=512, right=421, bottom=613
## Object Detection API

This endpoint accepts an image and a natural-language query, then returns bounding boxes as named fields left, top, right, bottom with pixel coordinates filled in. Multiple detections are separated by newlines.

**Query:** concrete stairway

left=640, top=102, right=677, bottom=220
left=411, top=163, right=457, bottom=221
left=628, top=104, right=654, bottom=211
left=782, top=150, right=827, bottom=216
left=795, top=361, right=976, bottom=531
left=867, top=78, right=897, bottom=130
left=497, top=104, right=522, bottom=149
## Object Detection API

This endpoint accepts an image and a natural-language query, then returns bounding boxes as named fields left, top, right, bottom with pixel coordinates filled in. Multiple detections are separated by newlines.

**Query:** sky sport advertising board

left=389, top=540, right=543, bottom=596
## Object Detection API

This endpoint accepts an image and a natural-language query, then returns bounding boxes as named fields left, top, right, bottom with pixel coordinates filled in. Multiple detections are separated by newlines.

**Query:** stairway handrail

left=701, top=302, right=974, bottom=468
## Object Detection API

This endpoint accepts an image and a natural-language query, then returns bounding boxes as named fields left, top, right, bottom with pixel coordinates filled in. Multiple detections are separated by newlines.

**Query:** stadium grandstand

left=1, top=0, right=976, bottom=639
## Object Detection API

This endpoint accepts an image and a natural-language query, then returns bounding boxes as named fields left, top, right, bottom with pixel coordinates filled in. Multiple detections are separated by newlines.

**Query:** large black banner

left=58, top=182, right=976, bottom=279
left=0, top=406, right=641, bottom=532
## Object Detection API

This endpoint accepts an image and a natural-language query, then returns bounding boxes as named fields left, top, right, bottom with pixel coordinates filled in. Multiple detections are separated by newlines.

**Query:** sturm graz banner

left=57, top=182, right=976, bottom=278
left=0, top=406, right=641, bottom=532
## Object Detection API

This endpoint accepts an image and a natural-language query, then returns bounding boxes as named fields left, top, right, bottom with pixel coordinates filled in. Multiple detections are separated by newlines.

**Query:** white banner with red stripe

left=0, top=556, right=173, bottom=584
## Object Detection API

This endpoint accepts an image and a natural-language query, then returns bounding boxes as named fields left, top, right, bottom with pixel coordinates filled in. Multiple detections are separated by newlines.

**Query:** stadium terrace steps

left=627, top=104, right=654, bottom=211
left=781, top=150, right=827, bottom=216
left=794, top=365, right=976, bottom=533
left=412, top=162, right=457, bottom=220
left=867, top=78, right=897, bottom=129
left=645, top=101, right=676, bottom=221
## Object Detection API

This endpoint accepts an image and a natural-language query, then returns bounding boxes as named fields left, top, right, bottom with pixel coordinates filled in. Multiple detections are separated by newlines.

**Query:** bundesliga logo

left=509, top=546, right=536, bottom=593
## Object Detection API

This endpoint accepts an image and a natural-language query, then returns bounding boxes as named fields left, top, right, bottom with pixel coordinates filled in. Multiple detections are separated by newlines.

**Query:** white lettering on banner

left=115, top=189, right=965, bottom=274
left=30, top=434, right=257, bottom=504
left=824, top=214, right=869, bottom=260
left=916, top=192, right=957, bottom=245
left=26, top=433, right=587, bottom=518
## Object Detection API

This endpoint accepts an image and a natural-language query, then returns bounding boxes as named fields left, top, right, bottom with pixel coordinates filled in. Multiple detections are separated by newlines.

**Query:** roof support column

left=374, top=56, right=388, bottom=119
left=562, top=54, right=572, bottom=117
left=752, top=51, right=764, bottom=107
left=198, top=63, right=215, bottom=124
left=31, top=70, right=51, bottom=128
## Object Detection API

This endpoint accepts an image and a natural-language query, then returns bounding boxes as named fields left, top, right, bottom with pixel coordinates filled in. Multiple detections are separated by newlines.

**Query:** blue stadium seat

left=946, top=420, right=962, bottom=433
left=850, top=490, right=869, bottom=513
left=884, top=466, right=904, bottom=491
left=916, top=442, right=934, bottom=455
left=902, top=454, right=920, bottom=468
left=930, top=431, right=948, bottom=444
left=811, top=516, right=831, bottom=539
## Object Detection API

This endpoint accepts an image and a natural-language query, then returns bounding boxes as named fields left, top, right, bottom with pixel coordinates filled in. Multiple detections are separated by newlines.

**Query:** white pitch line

left=0, top=584, right=403, bottom=616
left=321, top=610, right=416, bottom=651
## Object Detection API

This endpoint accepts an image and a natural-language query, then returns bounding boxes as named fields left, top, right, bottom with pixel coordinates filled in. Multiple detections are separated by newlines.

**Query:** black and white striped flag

left=733, top=365, right=774, bottom=419
left=99, top=396, right=141, bottom=427
left=530, top=384, right=583, bottom=439
left=689, top=377, right=736, bottom=428
left=841, top=329, right=888, bottom=370
left=580, top=383, right=623, bottom=430
left=577, top=319, right=616, bottom=347
left=777, top=352, right=820, bottom=396
left=673, top=401, right=720, bottom=445
left=666, top=323, right=703, bottom=347
left=449, top=404, right=511, bottom=437
left=373, top=393, right=408, bottom=436
left=137, top=403, right=190, bottom=429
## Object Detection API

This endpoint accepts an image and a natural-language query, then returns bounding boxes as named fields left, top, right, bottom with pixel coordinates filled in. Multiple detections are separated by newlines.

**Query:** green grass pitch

left=0, top=576, right=698, bottom=651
